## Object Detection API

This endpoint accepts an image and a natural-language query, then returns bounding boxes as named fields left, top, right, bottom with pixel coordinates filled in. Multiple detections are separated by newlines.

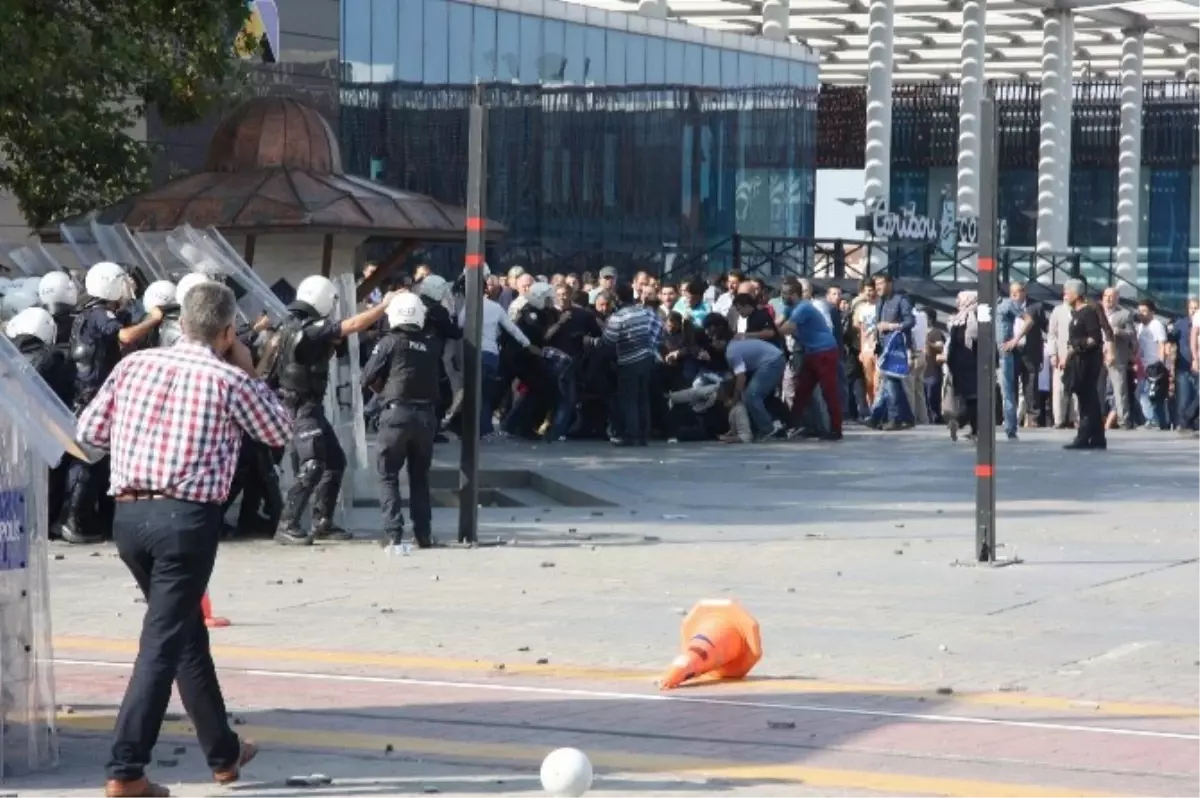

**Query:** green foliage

left=0, top=0, right=259, bottom=230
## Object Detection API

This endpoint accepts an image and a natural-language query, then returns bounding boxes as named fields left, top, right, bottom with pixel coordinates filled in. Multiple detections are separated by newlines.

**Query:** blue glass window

left=606, top=31, right=627, bottom=85
left=496, top=11, right=520, bottom=82
left=422, top=0, right=449, bottom=83
left=447, top=2, right=473, bottom=83
left=684, top=44, right=702, bottom=85
left=737, top=52, right=755, bottom=87
left=721, top=49, right=738, bottom=87
left=1146, top=167, right=1193, bottom=298
left=998, top=169, right=1037, bottom=248
left=370, top=0, right=397, bottom=83
left=473, top=7, right=497, bottom=81
left=626, top=34, right=646, bottom=84
left=584, top=25, right=606, bottom=85
left=343, top=0, right=371, bottom=82
left=563, top=23, right=585, bottom=84
left=788, top=60, right=804, bottom=87
left=1068, top=169, right=1116, bottom=248
left=645, top=37, right=665, bottom=83
left=542, top=20, right=566, bottom=82
left=772, top=57, right=789, bottom=84
left=702, top=44, right=720, bottom=86
left=755, top=55, right=773, bottom=85
left=665, top=41, right=684, bottom=84
left=396, top=0, right=424, bottom=81
left=519, top=15, right=541, bottom=83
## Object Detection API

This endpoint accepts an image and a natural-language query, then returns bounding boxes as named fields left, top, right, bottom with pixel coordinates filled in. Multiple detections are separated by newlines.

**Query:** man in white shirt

left=1135, top=299, right=1168, bottom=429
left=1045, top=298, right=1077, bottom=427
left=459, top=293, right=538, bottom=438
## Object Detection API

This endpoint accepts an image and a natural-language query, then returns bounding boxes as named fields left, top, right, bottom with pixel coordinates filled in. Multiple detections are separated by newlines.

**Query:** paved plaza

left=21, top=427, right=1200, bottom=795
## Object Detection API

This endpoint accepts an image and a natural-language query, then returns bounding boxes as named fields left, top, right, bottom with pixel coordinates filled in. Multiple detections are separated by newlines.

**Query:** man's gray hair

left=1063, top=278, right=1086, bottom=298
left=181, top=281, right=237, bottom=344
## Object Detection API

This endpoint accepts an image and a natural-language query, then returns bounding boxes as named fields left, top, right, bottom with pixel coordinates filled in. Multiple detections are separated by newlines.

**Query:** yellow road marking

left=56, top=713, right=1120, bottom=798
left=54, top=636, right=1198, bottom=720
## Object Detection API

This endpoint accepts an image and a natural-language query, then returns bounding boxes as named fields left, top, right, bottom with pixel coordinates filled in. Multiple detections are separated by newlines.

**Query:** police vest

left=273, top=316, right=332, bottom=403
left=158, top=311, right=183, bottom=348
left=69, top=302, right=120, bottom=398
left=15, top=336, right=74, bottom=407
left=380, top=329, right=444, bottom=405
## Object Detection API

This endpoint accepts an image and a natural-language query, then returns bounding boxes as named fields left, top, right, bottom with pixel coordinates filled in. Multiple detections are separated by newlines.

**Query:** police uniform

left=63, top=299, right=123, bottom=543
left=12, top=331, right=76, bottom=531
left=269, top=309, right=349, bottom=544
left=362, top=325, right=443, bottom=547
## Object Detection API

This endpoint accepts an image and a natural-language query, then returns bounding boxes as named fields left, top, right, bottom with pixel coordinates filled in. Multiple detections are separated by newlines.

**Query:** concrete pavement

left=18, top=425, right=1200, bottom=795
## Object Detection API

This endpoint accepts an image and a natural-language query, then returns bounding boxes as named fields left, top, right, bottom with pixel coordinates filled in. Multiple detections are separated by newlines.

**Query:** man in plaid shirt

left=77, top=282, right=291, bottom=798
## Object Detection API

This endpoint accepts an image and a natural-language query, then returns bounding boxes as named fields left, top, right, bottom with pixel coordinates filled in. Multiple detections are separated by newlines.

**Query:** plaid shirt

left=77, top=340, right=292, bottom=504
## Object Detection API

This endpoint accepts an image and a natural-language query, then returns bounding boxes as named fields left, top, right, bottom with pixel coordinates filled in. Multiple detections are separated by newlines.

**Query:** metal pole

left=1114, top=28, right=1144, bottom=299
left=864, top=0, right=894, bottom=275
left=458, top=90, right=487, bottom=545
left=957, top=0, right=985, bottom=273
left=974, top=89, right=999, bottom=564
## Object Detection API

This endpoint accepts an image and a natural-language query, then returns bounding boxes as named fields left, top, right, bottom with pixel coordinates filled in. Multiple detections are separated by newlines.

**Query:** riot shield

left=322, top=273, right=368, bottom=517
left=166, top=226, right=288, bottom=324
left=58, top=224, right=107, bottom=270
left=0, top=240, right=62, bottom=277
left=89, top=223, right=167, bottom=291
left=0, top=334, right=74, bottom=776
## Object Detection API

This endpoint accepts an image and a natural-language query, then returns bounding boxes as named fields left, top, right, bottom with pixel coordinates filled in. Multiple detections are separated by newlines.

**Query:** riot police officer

left=7, top=306, right=77, bottom=531
left=362, top=292, right=443, bottom=549
left=37, top=271, right=80, bottom=348
left=262, top=275, right=395, bottom=545
left=62, top=261, right=164, bottom=545
left=140, top=280, right=179, bottom=348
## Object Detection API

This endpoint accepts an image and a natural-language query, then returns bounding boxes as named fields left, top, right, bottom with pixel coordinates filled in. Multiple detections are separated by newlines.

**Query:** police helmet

left=194, top=258, right=223, bottom=278
left=386, top=292, right=426, bottom=330
left=175, top=273, right=210, bottom=306
left=177, top=242, right=203, bottom=266
left=38, top=271, right=79, bottom=307
left=142, top=280, right=177, bottom=312
left=5, top=306, right=57, bottom=345
left=527, top=282, right=554, bottom=310
left=417, top=275, right=449, bottom=303
left=2, top=285, right=41, bottom=322
left=84, top=261, right=129, bottom=303
left=0, top=276, right=11, bottom=294
left=295, top=275, right=338, bottom=318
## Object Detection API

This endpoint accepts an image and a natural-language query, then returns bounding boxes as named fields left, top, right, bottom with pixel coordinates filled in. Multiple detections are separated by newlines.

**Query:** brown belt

left=114, top=491, right=169, bottom=503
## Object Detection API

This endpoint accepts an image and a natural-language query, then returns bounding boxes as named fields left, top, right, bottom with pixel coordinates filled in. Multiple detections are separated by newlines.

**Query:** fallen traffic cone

left=659, top=599, right=762, bottom=690
left=201, top=593, right=231, bottom=628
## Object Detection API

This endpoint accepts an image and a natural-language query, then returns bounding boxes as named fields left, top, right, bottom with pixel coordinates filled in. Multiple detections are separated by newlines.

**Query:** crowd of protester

left=357, top=263, right=1200, bottom=449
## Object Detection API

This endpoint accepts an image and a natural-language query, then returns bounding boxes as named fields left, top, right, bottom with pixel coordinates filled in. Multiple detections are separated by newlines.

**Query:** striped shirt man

left=603, top=304, right=663, bottom=366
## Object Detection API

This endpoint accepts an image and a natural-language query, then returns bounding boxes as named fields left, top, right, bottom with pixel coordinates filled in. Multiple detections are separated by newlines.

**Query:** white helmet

left=194, top=258, right=223, bottom=278
left=177, top=242, right=204, bottom=266
left=38, top=271, right=79, bottom=307
left=5, top=306, right=56, bottom=345
left=0, top=276, right=12, bottom=294
left=84, top=261, right=129, bottom=302
left=527, top=282, right=554, bottom=310
left=2, top=285, right=40, bottom=322
left=295, top=275, right=338, bottom=318
left=175, top=273, right=210, bottom=306
left=142, top=280, right=177, bottom=311
left=386, top=292, right=426, bottom=330
left=417, top=275, right=449, bottom=303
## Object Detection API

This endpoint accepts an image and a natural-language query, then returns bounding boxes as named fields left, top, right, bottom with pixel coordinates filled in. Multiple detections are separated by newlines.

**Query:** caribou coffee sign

left=871, top=200, right=979, bottom=246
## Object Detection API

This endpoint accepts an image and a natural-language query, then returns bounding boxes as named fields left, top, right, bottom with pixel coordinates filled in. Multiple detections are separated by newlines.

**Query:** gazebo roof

left=47, top=96, right=503, bottom=241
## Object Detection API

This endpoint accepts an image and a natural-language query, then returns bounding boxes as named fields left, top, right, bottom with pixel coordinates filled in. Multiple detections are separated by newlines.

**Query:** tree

left=0, top=0, right=259, bottom=230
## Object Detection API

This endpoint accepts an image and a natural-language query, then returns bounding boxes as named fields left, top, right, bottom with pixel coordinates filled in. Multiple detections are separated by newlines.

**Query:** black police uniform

left=361, top=324, right=443, bottom=547
left=63, top=299, right=123, bottom=543
left=268, top=306, right=348, bottom=543
left=13, top=333, right=76, bottom=531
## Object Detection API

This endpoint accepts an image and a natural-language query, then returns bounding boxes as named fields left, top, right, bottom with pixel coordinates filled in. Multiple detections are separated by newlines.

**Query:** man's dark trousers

left=616, top=357, right=654, bottom=444
left=107, top=498, right=241, bottom=781
left=376, top=402, right=437, bottom=545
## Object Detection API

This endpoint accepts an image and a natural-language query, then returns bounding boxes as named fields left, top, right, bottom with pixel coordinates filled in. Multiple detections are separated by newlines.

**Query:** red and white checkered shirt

left=77, top=340, right=293, bottom=503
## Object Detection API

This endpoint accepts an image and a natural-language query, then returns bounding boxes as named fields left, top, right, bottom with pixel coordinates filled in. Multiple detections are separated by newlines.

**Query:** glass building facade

left=339, top=0, right=819, bottom=271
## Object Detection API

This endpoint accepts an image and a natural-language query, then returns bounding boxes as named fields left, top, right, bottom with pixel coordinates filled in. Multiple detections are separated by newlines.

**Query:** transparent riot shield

left=58, top=223, right=108, bottom=270
left=166, top=226, right=288, bottom=324
left=0, top=332, right=104, bottom=776
left=0, top=240, right=62, bottom=277
left=322, top=273, right=368, bottom=516
left=89, top=223, right=168, bottom=292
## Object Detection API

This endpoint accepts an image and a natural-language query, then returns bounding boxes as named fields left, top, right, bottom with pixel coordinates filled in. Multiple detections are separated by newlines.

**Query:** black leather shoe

left=274, top=527, right=314, bottom=546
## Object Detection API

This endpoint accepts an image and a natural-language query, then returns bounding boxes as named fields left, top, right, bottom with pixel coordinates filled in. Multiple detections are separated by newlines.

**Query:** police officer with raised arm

left=7, top=306, right=76, bottom=531
left=262, top=275, right=396, bottom=545
left=61, top=261, right=164, bottom=545
left=361, top=292, right=442, bottom=550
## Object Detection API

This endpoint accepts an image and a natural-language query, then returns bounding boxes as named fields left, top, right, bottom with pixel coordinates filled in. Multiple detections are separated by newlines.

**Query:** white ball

left=540, top=748, right=593, bottom=798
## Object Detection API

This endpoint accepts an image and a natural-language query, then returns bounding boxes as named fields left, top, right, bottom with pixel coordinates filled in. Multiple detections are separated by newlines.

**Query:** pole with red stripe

left=974, top=88, right=1000, bottom=564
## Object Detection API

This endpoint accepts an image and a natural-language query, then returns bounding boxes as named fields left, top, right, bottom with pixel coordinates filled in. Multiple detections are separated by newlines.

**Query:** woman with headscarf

left=941, top=290, right=980, bottom=441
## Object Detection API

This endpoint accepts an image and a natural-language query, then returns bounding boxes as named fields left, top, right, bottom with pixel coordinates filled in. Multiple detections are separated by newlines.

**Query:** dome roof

left=204, top=96, right=342, bottom=174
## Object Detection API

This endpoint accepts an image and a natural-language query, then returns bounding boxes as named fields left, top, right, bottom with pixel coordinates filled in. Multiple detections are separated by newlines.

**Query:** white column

left=1036, top=10, right=1072, bottom=282
left=957, top=0, right=986, bottom=267
left=864, top=0, right=894, bottom=273
left=1186, top=50, right=1200, bottom=84
left=1114, top=29, right=1144, bottom=298
left=761, top=0, right=789, bottom=41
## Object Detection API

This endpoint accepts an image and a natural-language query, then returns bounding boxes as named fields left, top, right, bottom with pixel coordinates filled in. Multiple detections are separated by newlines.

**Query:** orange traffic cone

left=201, top=593, right=231, bottom=628
left=659, top=599, right=762, bottom=690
